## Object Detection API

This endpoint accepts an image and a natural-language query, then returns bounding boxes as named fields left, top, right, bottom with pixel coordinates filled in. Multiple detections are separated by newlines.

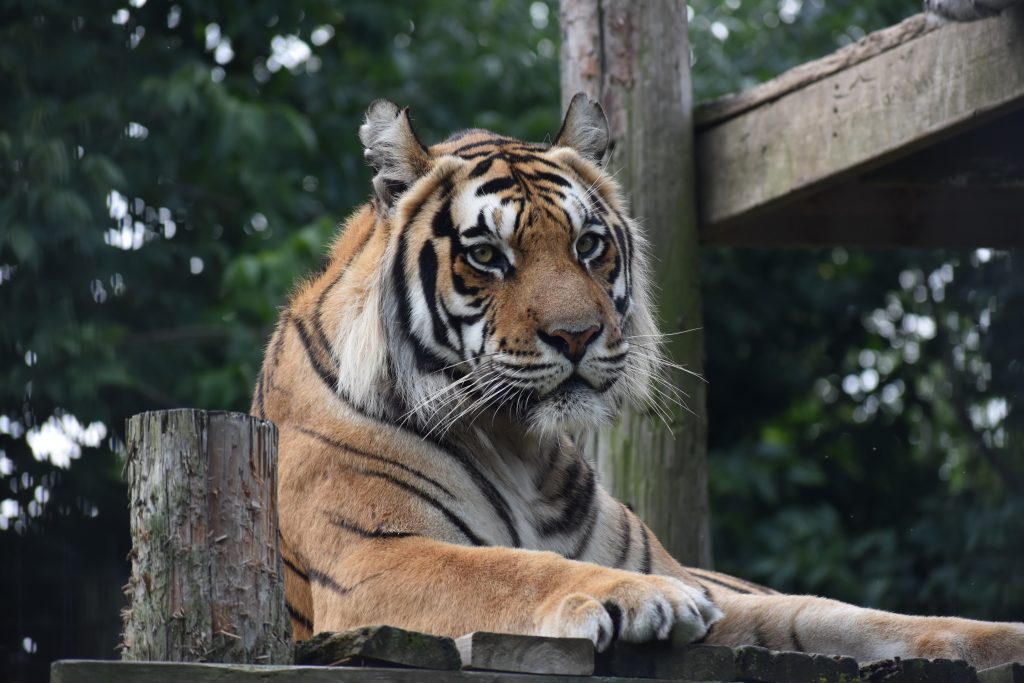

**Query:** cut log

left=120, top=410, right=291, bottom=664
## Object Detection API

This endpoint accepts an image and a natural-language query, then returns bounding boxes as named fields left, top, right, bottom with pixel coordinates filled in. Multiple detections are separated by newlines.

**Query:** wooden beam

left=704, top=184, right=1024, bottom=248
left=695, top=7, right=1024, bottom=243
left=560, top=0, right=713, bottom=568
left=695, top=14, right=937, bottom=129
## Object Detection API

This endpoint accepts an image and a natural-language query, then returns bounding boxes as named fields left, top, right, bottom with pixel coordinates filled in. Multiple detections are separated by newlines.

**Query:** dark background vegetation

left=2, top=1, right=1022, bottom=681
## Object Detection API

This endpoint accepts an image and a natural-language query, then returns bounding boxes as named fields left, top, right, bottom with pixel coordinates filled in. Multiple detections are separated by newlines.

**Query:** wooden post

left=120, top=409, right=292, bottom=663
left=560, top=0, right=712, bottom=567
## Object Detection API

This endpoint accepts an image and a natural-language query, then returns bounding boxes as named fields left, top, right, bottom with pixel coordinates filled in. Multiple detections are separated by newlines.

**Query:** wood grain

left=696, top=7, right=1024, bottom=235
left=455, top=632, right=594, bottom=676
left=120, top=410, right=291, bottom=664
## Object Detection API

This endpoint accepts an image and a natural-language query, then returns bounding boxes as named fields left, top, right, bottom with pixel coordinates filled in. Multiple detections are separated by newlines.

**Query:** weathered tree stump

left=120, top=409, right=291, bottom=664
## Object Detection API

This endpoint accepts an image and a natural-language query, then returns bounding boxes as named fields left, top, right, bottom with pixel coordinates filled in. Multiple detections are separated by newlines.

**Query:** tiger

left=251, top=94, right=1024, bottom=668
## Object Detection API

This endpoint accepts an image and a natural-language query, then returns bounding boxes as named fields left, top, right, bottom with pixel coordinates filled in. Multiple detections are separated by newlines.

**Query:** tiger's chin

left=525, top=384, right=617, bottom=434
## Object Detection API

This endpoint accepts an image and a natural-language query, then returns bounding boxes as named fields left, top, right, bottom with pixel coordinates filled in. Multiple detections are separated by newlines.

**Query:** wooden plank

left=695, top=13, right=936, bottom=129
left=695, top=6, right=1024, bottom=238
left=978, top=662, right=1024, bottom=683
left=455, top=632, right=594, bottom=676
left=594, top=642, right=858, bottom=683
left=294, top=627, right=460, bottom=670
left=702, top=183, right=1024, bottom=248
left=121, top=410, right=291, bottom=664
left=859, top=657, right=978, bottom=682
left=50, top=660, right=679, bottom=683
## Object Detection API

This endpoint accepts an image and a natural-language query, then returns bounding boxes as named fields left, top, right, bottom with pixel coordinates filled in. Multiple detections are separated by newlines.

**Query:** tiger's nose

left=537, top=325, right=602, bottom=364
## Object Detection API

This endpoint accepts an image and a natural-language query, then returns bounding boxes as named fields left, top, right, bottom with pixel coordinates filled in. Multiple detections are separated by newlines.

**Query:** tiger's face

left=355, top=96, right=659, bottom=434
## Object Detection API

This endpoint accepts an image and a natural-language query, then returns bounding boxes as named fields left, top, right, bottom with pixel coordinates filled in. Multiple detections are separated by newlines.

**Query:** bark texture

left=560, top=0, right=712, bottom=567
left=121, top=409, right=291, bottom=664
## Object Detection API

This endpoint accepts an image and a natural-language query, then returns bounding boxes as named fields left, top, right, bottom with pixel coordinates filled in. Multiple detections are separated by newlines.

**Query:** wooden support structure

left=121, top=410, right=291, bottom=664
left=560, top=0, right=713, bottom=568
left=695, top=7, right=1024, bottom=248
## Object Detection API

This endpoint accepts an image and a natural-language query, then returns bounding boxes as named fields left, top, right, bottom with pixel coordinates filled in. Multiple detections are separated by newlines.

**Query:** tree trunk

left=560, top=0, right=712, bottom=568
left=120, top=409, right=292, bottom=663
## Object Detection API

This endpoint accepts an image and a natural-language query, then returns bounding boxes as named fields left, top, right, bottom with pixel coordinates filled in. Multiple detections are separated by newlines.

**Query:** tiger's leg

left=642, top=522, right=1024, bottom=668
left=296, top=533, right=721, bottom=651
left=702, top=591, right=1024, bottom=669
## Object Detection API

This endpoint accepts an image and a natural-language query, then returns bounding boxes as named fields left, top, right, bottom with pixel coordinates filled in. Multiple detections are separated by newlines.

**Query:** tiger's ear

left=553, top=93, right=609, bottom=166
left=359, top=99, right=432, bottom=208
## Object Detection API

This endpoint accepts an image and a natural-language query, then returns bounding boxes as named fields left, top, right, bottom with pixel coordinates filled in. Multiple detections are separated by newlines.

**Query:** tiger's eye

left=469, top=244, right=497, bottom=266
left=576, top=234, right=600, bottom=258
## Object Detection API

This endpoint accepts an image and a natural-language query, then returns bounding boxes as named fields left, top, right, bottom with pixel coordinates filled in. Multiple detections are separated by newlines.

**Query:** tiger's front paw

left=536, top=574, right=722, bottom=652
left=914, top=620, right=1024, bottom=669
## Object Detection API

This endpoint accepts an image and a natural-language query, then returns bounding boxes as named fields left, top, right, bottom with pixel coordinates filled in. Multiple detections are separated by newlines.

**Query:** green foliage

left=1, top=1, right=1022, bottom=680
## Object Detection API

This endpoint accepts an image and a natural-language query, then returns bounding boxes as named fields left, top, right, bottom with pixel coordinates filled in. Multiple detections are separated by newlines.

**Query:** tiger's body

left=252, top=95, right=1024, bottom=667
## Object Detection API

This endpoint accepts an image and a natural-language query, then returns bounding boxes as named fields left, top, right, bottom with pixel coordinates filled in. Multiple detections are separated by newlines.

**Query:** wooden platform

left=51, top=626, right=1024, bottom=683
left=694, top=8, right=1024, bottom=248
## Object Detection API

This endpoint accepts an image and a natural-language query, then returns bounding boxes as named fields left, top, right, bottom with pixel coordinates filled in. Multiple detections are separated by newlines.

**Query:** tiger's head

left=336, top=95, right=661, bottom=436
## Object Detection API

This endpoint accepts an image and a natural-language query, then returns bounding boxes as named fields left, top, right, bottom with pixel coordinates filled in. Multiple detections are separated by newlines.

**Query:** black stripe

left=790, top=625, right=805, bottom=652
left=688, top=568, right=774, bottom=595
left=504, top=153, right=566, bottom=172
left=282, top=555, right=309, bottom=582
left=476, top=176, right=517, bottom=196
left=343, top=463, right=486, bottom=547
left=307, top=566, right=350, bottom=595
left=419, top=241, right=462, bottom=354
left=540, top=460, right=596, bottom=536
left=326, top=513, right=416, bottom=539
left=292, top=316, right=339, bottom=391
left=294, top=426, right=457, bottom=498
left=254, top=372, right=266, bottom=418
left=468, top=156, right=496, bottom=178
left=568, top=503, right=599, bottom=560
left=529, top=170, right=571, bottom=187
left=468, top=457, right=521, bottom=545
left=393, top=222, right=447, bottom=374
left=753, top=619, right=769, bottom=649
left=612, top=504, right=632, bottom=568
left=286, top=601, right=313, bottom=631
left=452, top=138, right=506, bottom=154
left=690, top=571, right=752, bottom=595
left=640, top=524, right=652, bottom=574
